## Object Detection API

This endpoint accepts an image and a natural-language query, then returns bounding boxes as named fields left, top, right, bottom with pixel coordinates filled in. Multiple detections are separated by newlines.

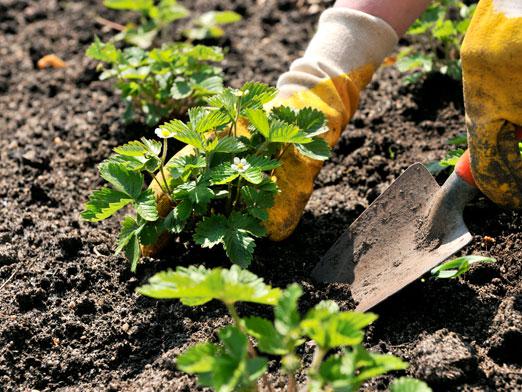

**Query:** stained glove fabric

left=461, top=0, right=522, bottom=208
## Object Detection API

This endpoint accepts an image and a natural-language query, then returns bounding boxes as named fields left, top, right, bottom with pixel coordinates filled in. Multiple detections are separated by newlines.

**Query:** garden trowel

left=312, top=150, right=479, bottom=312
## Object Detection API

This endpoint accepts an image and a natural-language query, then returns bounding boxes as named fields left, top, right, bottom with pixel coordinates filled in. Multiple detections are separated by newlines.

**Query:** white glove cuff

left=277, top=8, right=398, bottom=93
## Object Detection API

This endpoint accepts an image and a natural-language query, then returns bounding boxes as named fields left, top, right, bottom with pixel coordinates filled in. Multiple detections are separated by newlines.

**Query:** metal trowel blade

left=312, top=163, right=474, bottom=312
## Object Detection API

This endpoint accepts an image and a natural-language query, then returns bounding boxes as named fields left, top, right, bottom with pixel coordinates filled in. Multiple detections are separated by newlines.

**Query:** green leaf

left=113, top=140, right=149, bottom=157
left=210, top=163, right=240, bottom=185
left=447, top=133, right=468, bottom=146
left=137, top=264, right=282, bottom=306
left=270, top=105, right=296, bottom=124
left=98, top=162, right=144, bottom=198
left=170, top=80, right=192, bottom=99
left=440, top=148, right=465, bottom=167
left=177, top=342, right=217, bottom=374
left=275, top=283, right=302, bottom=335
left=193, top=214, right=266, bottom=268
left=194, top=75, right=224, bottom=95
left=313, top=345, right=408, bottom=391
left=161, top=120, right=205, bottom=150
left=240, top=167, right=263, bottom=185
left=240, top=82, right=277, bottom=109
left=269, top=120, right=311, bottom=144
left=86, top=37, right=121, bottom=63
left=193, top=214, right=228, bottom=248
left=431, top=255, right=496, bottom=279
left=244, top=317, right=288, bottom=355
left=125, top=233, right=141, bottom=272
left=246, top=156, right=281, bottom=171
left=81, top=187, right=133, bottom=222
left=172, top=181, right=214, bottom=212
left=149, top=0, right=189, bottom=25
left=295, top=138, right=331, bottom=161
left=211, top=136, right=247, bottom=153
left=245, top=109, right=270, bottom=138
left=201, top=10, right=242, bottom=25
left=139, top=219, right=164, bottom=246
left=390, top=377, right=433, bottom=392
left=106, top=154, right=161, bottom=173
left=295, top=107, right=327, bottom=136
left=116, top=215, right=143, bottom=254
left=301, top=301, right=377, bottom=350
left=164, top=200, right=192, bottom=233
left=134, top=188, right=159, bottom=221
left=223, top=231, right=256, bottom=267
left=103, top=0, right=153, bottom=10
left=193, top=109, right=229, bottom=134
left=241, top=184, right=276, bottom=220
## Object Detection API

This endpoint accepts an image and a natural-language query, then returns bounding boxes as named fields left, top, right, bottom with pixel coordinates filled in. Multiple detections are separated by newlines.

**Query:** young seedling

left=431, top=255, right=496, bottom=279
left=396, top=0, right=476, bottom=83
left=103, top=0, right=190, bottom=48
left=183, top=10, right=242, bottom=41
left=82, top=82, right=331, bottom=271
left=86, top=38, right=225, bottom=125
left=137, top=265, right=432, bottom=392
left=102, top=1, right=242, bottom=48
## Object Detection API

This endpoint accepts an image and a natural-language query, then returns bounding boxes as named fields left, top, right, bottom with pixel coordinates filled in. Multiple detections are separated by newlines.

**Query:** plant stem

left=232, top=178, right=242, bottom=208
left=288, top=373, right=297, bottom=392
left=94, top=16, right=125, bottom=31
left=160, top=138, right=172, bottom=196
left=309, top=347, right=326, bottom=375
left=226, top=303, right=274, bottom=392
left=226, top=303, right=242, bottom=327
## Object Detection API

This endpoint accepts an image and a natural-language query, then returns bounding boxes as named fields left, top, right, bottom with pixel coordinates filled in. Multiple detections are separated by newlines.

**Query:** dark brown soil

left=0, top=0, right=520, bottom=391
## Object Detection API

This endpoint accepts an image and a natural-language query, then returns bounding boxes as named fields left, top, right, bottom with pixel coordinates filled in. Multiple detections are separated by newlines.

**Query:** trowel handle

left=454, top=149, right=476, bottom=188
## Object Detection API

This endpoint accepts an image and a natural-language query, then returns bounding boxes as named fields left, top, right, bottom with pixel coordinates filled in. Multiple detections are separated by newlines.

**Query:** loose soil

left=0, top=0, right=520, bottom=391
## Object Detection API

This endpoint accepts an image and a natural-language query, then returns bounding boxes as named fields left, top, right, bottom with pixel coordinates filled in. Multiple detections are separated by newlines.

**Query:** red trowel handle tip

left=455, top=149, right=476, bottom=187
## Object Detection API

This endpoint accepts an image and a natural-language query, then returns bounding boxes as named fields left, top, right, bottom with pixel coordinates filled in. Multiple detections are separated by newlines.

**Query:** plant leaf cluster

left=87, top=38, right=224, bottom=125
left=431, top=255, right=496, bottom=279
left=138, top=265, right=432, bottom=392
left=103, top=0, right=240, bottom=48
left=82, top=82, right=330, bottom=270
left=396, top=0, right=476, bottom=83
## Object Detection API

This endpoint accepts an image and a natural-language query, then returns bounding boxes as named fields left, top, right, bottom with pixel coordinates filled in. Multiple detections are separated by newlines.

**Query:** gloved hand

left=461, top=0, right=522, bottom=208
left=264, top=8, right=398, bottom=239
left=143, top=8, right=398, bottom=255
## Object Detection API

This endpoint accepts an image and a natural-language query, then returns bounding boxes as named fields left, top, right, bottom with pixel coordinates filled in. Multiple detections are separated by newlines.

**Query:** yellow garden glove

left=461, top=0, right=522, bottom=208
left=264, top=8, right=398, bottom=240
left=143, top=8, right=397, bottom=255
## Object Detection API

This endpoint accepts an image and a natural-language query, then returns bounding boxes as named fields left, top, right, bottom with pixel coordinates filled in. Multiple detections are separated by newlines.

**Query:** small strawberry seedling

left=137, top=265, right=432, bottom=392
left=396, top=0, right=476, bottom=83
left=102, top=0, right=241, bottom=48
left=86, top=38, right=224, bottom=125
left=183, top=10, right=242, bottom=41
left=82, top=82, right=331, bottom=271
left=431, top=255, right=496, bottom=279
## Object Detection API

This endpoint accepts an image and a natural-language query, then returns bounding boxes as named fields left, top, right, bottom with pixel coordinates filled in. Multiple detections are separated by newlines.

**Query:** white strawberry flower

left=155, top=127, right=173, bottom=139
left=231, top=157, right=250, bottom=173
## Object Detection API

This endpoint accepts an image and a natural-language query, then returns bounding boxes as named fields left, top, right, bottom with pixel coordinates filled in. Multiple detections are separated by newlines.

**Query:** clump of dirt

left=0, top=0, right=520, bottom=391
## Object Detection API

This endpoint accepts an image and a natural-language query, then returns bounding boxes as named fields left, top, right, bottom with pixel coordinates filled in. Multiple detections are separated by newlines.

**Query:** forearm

left=335, top=0, right=432, bottom=36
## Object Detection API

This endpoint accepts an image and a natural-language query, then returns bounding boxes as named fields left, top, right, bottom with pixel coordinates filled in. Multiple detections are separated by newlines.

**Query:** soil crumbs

left=0, top=0, right=520, bottom=391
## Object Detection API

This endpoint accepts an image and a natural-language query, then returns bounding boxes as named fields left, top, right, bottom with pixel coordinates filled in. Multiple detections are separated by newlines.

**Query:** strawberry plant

left=431, top=255, right=496, bottom=279
left=103, top=0, right=241, bottom=48
left=183, top=10, right=242, bottom=41
left=396, top=0, right=476, bottom=83
left=137, top=265, right=432, bottom=392
left=82, top=82, right=331, bottom=271
left=86, top=38, right=224, bottom=126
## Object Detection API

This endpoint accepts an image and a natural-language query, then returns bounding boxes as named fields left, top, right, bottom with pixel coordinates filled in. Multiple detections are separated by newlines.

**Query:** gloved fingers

left=468, top=120, right=522, bottom=208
